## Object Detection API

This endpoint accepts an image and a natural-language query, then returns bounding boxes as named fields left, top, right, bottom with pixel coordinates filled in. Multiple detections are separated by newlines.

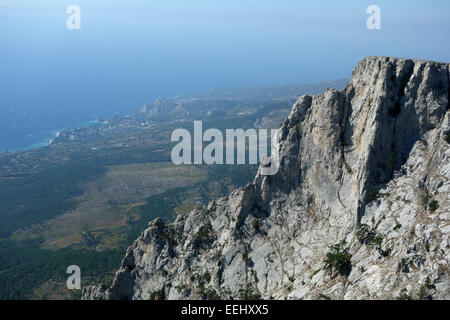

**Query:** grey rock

left=83, top=57, right=449, bottom=300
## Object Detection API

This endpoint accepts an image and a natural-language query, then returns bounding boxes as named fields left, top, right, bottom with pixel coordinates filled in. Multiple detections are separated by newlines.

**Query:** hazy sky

left=0, top=0, right=449, bottom=150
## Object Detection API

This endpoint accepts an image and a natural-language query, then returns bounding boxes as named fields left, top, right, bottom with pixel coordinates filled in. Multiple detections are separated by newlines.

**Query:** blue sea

left=1, top=1, right=448, bottom=153
left=0, top=99, right=130, bottom=152
left=0, top=113, right=99, bottom=152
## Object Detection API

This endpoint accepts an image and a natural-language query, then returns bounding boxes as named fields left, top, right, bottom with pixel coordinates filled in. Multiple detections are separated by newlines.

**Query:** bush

left=356, top=224, right=376, bottom=245
left=372, top=236, right=383, bottom=250
left=420, top=187, right=439, bottom=212
left=213, top=250, right=222, bottom=261
left=196, top=224, right=212, bottom=240
left=310, top=269, right=321, bottom=279
left=174, top=284, right=187, bottom=291
left=193, top=223, right=214, bottom=250
left=417, top=285, right=431, bottom=300
left=237, top=283, right=261, bottom=300
left=198, top=286, right=220, bottom=300
left=421, top=188, right=431, bottom=209
left=429, top=200, right=439, bottom=212
left=323, top=241, right=352, bottom=278
left=417, top=277, right=433, bottom=300
left=396, top=289, right=412, bottom=300
left=397, top=255, right=424, bottom=273
left=397, top=258, right=409, bottom=273
left=356, top=224, right=388, bottom=256
left=149, top=288, right=165, bottom=300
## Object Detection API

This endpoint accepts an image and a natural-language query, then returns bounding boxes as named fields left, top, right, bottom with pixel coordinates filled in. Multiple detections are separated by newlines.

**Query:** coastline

left=2, top=120, right=99, bottom=154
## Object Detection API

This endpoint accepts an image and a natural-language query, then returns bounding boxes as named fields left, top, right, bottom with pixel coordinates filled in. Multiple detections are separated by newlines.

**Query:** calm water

left=1, top=1, right=448, bottom=152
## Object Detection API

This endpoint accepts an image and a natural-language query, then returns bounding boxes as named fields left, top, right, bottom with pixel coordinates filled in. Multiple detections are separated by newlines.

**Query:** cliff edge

left=84, top=57, right=450, bottom=300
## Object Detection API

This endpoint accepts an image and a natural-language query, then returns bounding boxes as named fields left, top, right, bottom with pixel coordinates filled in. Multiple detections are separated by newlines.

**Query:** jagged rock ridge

left=84, top=57, right=449, bottom=300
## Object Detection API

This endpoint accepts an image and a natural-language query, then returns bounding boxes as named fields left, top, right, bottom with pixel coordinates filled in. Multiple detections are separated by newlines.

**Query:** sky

left=0, top=0, right=449, bottom=151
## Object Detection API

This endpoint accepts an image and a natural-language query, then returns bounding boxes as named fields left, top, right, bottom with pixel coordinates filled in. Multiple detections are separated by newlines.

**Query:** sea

left=0, top=107, right=129, bottom=153
left=0, top=1, right=369, bottom=153
left=0, top=95, right=132, bottom=152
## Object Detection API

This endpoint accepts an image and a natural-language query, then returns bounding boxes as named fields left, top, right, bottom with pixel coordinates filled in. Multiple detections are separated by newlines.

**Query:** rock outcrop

left=83, top=57, right=449, bottom=300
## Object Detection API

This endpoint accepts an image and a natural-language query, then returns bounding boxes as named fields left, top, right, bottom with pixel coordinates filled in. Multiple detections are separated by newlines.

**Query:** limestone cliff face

left=83, top=57, right=449, bottom=300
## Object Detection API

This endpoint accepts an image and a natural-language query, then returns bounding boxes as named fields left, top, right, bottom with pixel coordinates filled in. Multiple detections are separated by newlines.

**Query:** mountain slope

left=83, top=57, right=449, bottom=300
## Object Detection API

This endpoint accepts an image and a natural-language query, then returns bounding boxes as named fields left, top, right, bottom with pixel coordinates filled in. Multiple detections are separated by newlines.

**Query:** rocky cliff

left=83, top=57, right=449, bottom=300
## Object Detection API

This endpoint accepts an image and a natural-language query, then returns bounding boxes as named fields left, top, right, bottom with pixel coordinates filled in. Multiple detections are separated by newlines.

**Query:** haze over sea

left=1, top=0, right=449, bottom=152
